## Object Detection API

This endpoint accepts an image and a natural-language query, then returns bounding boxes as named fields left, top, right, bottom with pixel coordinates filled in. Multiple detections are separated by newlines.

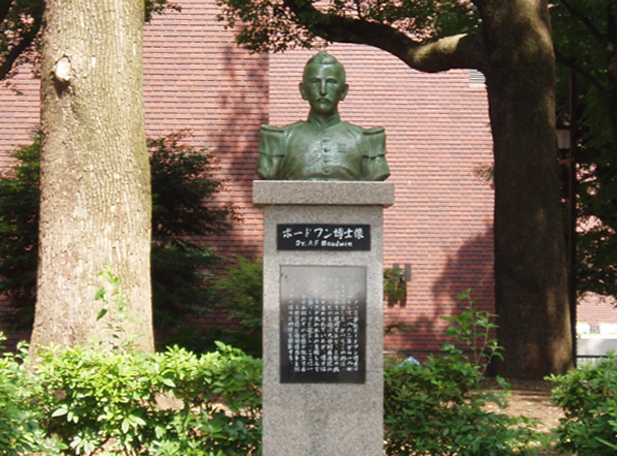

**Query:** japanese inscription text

left=280, top=265, right=366, bottom=383
left=277, top=224, right=371, bottom=251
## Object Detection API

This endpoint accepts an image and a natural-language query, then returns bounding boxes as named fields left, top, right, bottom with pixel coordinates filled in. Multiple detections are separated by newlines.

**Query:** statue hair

left=303, top=51, right=346, bottom=79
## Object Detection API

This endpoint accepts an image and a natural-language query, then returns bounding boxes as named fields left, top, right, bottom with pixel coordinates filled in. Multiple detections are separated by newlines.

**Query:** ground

left=485, top=379, right=565, bottom=455
left=492, top=380, right=564, bottom=431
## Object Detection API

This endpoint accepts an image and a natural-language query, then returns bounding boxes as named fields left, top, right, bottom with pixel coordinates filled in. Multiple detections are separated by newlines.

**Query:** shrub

left=0, top=132, right=238, bottom=334
left=0, top=139, right=40, bottom=330
left=384, top=290, right=540, bottom=456
left=548, top=353, right=617, bottom=455
left=0, top=337, right=64, bottom=455
left=212, top=255, right=263, bottom=357
left=149, top=132, right=239, bottom=331
left=32, top=341, right=261, bottom=455
left=0, top=274, right=261, bottom=455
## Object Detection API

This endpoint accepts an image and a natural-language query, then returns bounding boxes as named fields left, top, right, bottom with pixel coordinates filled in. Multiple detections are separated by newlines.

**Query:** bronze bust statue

left=256, top=52, right=390, bottom=181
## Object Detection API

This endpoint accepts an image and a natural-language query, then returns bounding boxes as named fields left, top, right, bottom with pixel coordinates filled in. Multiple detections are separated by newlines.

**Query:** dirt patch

left=485, top=379, right=564, bottom=432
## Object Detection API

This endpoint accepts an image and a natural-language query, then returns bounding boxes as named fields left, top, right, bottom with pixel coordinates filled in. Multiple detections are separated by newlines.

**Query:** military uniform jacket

left=256, top=116, right=390, bottom=181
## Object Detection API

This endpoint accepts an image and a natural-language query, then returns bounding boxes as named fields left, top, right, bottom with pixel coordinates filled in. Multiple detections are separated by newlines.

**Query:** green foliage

left=217, top=0, right=480, bottom=54
left=551, top=0, right=617, bottom=300
left=149, top=132, right=238, bottom=330
left=95, top=268, right=144, bottom=352
left=144, top=0, right=181, bottom=22
left=151, top=241, right=220, bottom=329
left=0, top=278, right=260, bottom=455
left=213, top=256, right=263, bottom=357
left=384, top=267, right=407, bottom=305
left=442, top=289, right=502, bottom=372
left=0, top=294, right=562, bottom=455
left=32, top=341, right=261, bottom=455
left=149, top=131, right=236, bottom=240
left=0, top=132, right=237, bottom=334
left=384, top=291, right=541, bottom=455
left=0, top=138, right=40, bottom=329
left=214, top=256, right=263, bottom=330
left=0, top=337, right=65, bottom=455
left=0, top=0, right=43, bottom=83
left=548, top=353, right=617, bottom=455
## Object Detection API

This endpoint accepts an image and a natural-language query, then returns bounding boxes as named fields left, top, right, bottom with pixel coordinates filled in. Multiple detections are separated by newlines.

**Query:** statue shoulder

left=336, top=121, right=363, bottom=135
left=261, top=121, right=305, bottom=134
left=283, top=120, right=306, bottom=133
left=261, top=124, right=285, bottom=133
left=338, top=122, right=384, bottom=137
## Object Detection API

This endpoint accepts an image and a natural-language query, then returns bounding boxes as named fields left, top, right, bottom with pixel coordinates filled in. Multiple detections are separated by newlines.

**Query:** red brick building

left=0, top=0, right=498, bottom=357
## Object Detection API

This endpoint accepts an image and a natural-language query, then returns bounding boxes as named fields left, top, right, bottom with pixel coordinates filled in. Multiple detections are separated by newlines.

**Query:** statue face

left=300, top=63, right=349, bottom=116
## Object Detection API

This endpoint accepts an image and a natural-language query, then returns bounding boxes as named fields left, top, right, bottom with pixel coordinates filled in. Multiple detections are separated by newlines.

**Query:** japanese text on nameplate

left=277, top=224, right=371, bottom=251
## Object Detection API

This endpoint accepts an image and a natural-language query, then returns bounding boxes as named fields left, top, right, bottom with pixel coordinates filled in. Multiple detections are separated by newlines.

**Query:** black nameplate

left=277, top=224, right=371, bottom=251
left=280, top=265, right=366, bottom=384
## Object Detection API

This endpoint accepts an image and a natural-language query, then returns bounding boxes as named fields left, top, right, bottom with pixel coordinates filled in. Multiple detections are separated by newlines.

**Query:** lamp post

left=557, top=115, right=576, bottom=366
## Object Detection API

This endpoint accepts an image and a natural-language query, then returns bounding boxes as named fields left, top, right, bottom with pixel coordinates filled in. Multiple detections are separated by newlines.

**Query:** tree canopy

left=219, top=0, right=487, bottom=73
left=0, top=0, right=179, bottom=81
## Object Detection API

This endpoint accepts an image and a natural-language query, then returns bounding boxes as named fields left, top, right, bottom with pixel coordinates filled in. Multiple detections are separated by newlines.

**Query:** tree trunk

left=484, top=0, right=572, bottom=378
left=32, top=0, right=154, bottom=351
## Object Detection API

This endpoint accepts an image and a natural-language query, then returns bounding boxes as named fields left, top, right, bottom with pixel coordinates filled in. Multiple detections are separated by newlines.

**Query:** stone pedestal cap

left=253, top=180, right=395, bottom=207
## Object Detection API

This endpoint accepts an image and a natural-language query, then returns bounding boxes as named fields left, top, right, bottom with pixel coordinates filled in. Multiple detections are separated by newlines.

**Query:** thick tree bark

left=483, top=0, right=572, bottom=378
left=31, top=0, right=154, bottom=351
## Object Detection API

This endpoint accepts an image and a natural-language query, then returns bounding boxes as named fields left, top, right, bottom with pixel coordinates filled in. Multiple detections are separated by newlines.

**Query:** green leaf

left=95, top=288, right=106, bottom=301
left=96, top=308, right=108, bottom=320
left=162, top=377, right=176, bottom=388
left=51, top=405, right=68, bottom=417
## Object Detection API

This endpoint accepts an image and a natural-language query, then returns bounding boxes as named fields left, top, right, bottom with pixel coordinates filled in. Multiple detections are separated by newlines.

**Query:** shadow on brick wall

left=432, top=227, right=495, bottom=315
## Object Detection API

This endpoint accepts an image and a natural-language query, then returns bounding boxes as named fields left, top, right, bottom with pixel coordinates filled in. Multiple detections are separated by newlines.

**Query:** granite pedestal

left=253, top=180, right=394, bottom=456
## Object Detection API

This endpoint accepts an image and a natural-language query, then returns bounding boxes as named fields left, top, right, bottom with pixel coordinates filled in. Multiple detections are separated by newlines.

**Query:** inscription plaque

left=280, top=265, right=366, bottom=383
left=277, top=224, right=371, bottom=251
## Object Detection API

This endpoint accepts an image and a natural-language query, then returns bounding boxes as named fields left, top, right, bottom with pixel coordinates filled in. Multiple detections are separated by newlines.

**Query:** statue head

left=299, top=52, right=349, bottom=117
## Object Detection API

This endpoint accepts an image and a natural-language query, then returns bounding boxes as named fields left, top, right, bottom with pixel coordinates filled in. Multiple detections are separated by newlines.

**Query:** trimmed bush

left=0, top=337, right=261, bottom=456
left=548, top=353, right=617, bottom=455
left=384, top=291, right=541, bottom=455
left=0, top=339, right=64, bottom=455
left=32, top=342, right=261, bottom=455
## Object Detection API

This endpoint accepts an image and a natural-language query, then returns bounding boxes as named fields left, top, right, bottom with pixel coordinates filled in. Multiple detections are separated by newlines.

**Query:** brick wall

left=578, top=294, right=617, bottom=334
left=0, top=0, right=497, bottom=357
left=142, top=0, right=268, bottom=257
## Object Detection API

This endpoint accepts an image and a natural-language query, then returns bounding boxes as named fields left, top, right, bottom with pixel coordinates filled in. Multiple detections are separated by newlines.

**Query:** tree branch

left=0, top=16, right=41, bottom=81
left=557, top=0, right=606, bottom=44
left=282, top=0, right=488, bottom=73
left=0, top=0, right=14, bottom=24
left=555, top=50, right=606, bottom=93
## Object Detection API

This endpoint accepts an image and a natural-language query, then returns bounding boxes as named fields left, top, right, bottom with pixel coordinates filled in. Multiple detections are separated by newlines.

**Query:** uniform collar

left=307, top=112, right=342, bottom=128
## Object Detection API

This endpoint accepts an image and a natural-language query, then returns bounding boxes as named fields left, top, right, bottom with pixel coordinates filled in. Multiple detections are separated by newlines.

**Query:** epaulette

left=362, top=126, right=387, bottom=158
left=259, top=125, right=286, bottom=156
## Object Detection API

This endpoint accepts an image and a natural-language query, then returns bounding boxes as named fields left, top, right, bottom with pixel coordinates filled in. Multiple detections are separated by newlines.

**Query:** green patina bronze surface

left=256, top=52, right=390, bottom=181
